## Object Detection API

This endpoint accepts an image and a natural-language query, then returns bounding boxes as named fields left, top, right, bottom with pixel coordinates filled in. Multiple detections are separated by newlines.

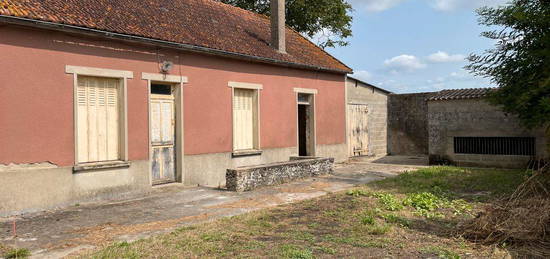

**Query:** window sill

left=232, top=150, right=263, bottom=158
left=73, top=161, right=130, bottom=173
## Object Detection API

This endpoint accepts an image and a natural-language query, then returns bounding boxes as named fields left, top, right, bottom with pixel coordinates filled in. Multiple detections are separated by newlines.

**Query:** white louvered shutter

left=233, top=88, right=255, bottom=151
left=77, top=76, right=120, bottom=163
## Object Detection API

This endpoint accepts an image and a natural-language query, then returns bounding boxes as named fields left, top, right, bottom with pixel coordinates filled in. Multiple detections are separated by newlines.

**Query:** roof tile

left=0, top=0, right=351, bottom=73
left=428, top=88, right=495, bottom=101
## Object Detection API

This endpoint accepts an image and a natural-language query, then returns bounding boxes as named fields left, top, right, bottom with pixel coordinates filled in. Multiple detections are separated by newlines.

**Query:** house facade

left=0, top=0, right=351, bottom=215
left=346, top=76, right=390, bottom=157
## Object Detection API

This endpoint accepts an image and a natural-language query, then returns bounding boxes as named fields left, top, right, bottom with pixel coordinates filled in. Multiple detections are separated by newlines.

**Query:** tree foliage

left=219, top=0, right=353, bottom=48
left=466, top=0, right=550, bottom=130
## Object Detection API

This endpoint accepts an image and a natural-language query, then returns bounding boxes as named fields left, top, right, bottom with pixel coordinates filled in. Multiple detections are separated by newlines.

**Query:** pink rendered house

left=0, top=0, right=352, bottom=215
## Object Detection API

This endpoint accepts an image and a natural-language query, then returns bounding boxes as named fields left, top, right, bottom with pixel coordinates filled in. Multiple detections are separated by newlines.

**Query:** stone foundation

left=226, top=157, right=334, bottom=192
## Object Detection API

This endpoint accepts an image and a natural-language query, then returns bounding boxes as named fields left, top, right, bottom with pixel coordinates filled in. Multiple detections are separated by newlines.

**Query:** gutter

left=0, top=15, right=351, bottom=75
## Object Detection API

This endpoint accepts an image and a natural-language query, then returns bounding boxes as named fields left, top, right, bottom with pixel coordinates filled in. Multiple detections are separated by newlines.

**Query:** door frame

left=143, top=73, right=188, bottom=186
left=294, top=88, right=318, bottom=157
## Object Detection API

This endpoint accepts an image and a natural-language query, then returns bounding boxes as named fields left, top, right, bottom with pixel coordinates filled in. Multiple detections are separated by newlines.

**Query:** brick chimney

left=270, top=0, right=286, bottom=53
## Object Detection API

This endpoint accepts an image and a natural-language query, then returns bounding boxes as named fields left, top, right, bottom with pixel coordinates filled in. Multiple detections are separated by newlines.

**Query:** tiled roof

left=428, top=88, right=495, bottom=101
left=0, top=0, right=351, bottom=73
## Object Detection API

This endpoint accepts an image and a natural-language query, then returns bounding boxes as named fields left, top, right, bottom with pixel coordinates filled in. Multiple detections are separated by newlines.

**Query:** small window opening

left=297, top=93, right=311, bottom=104
left=454, top=137, right=536, bottom=156
left=151, top=84, right=172, bottom=95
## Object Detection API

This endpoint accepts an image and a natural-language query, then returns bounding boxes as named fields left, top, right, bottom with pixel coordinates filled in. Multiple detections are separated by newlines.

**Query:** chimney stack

left=270, top=0, right=286, bottom=53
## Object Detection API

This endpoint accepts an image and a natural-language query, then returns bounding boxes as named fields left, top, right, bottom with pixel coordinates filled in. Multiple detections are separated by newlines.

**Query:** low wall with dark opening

left=428, top=98, right=547, bottom=168
left=226, top=157, right=334, bottom=192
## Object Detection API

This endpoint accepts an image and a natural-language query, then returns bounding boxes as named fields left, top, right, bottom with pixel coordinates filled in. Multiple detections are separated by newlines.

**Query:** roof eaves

left=427, top=88, right=495, bottom=101
left=347, top=75, right=392, bottom=94
left=0, top=15, right=351, bottom=74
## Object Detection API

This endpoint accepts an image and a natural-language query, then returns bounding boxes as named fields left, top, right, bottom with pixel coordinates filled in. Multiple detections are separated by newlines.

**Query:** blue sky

left=321, top=0, right=509, bottom=93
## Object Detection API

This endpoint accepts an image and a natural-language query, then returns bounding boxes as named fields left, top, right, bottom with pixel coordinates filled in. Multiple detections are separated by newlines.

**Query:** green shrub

left=403, top=192, right=445, bottom=218
left=373, top=193, right=404, bottom=211
left=404, top=192, right=440, bottom=211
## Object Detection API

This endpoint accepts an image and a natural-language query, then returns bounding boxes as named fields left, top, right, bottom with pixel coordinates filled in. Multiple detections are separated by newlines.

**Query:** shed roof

left=347, top=76, right=392, bottom=94
left=0, top=0, right=352, bottom=73
left=428, top=88, right=494, bottom=101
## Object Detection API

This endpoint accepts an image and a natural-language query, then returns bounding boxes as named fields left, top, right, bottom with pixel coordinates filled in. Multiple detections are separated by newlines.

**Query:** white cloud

left=383, top=54, right=426, bottom=72
left=375, top=79, right=412, bottom=93
left=427, top=51, right=466, bottom=63
left=424, top=70, right=494, bottom=91
left=348, top=0, right=407, bottom=12
left=349, top=0, right=509, bottom=13
left=429, top=0, right=510, bottom=11
left=351, top=70, right=372, bottom=82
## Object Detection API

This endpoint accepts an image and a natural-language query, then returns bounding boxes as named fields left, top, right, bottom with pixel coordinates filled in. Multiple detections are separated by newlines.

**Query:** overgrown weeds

left=461, top=164, right=550, bottom=258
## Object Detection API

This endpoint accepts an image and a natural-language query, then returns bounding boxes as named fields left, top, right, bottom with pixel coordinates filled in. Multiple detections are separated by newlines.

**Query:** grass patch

left=346, top=189, right=370, bottom=197
left=367, top=223, right=392, bottom=235
left=81, top=166, right=523, bottom=258
left=315, top=245, right=336, bottom=254
left=420, top=245, right=461, bottom=259
left=372, top=166, right=525, bottom=200
left=381, top=213, right=411, bottom=227
left=284, top=231, right=316, bottom=243
left=278, top=244, right=314, bottom=259
left=3, top=248, right=31, bottom=259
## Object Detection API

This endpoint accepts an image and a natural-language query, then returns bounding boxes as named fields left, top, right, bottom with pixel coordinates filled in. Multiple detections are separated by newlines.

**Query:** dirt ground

left=0, top=156, right=427, bottom=258
left=78, top=165, right=523, bottom=259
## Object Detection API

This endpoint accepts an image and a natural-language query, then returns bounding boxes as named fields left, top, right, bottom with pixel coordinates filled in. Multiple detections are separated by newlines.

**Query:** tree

left=466, top=0, right=550, bottom=135
left=219, top=0, right=353, bottom=48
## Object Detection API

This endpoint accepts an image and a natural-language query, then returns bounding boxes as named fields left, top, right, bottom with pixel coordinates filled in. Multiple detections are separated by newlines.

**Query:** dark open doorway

left=297, top=93, right=315, bottom=156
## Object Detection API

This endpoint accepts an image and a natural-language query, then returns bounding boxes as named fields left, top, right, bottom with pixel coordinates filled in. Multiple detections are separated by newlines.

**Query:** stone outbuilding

left=427, top=88, right=547, bottom=168
left=346, top=76, right=391, bottom=157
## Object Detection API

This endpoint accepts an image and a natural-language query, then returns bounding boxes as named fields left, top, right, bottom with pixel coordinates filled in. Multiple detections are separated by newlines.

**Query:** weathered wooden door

left=348, top=104, right=369, bottom=157
left=150, top=90, right=176, bottom=184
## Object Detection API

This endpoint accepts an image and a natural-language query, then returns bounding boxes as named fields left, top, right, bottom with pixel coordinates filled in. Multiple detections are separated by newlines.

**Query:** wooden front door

left=348, top=104, right=369, bottom=157
left=150, top=85, right=176, bottom=184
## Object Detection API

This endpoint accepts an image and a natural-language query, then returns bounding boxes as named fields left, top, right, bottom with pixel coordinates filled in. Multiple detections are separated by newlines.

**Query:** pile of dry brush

left=461, top=162, right=550, bottom=257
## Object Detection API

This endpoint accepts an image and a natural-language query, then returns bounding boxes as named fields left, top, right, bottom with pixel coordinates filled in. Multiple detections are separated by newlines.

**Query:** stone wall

left=387, top=93, right=434, bottom=155
left=428, top=98, right=548, bottom=168
left=226, top=157, right=334, bottom=192
left=346, top=78, right=389, bottom=156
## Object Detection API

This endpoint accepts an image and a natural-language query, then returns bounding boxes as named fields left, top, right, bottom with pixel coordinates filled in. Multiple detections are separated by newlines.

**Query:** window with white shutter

left=76, top=76, right=120, bottom=163
left=233, top=88, right=259, bottom=151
